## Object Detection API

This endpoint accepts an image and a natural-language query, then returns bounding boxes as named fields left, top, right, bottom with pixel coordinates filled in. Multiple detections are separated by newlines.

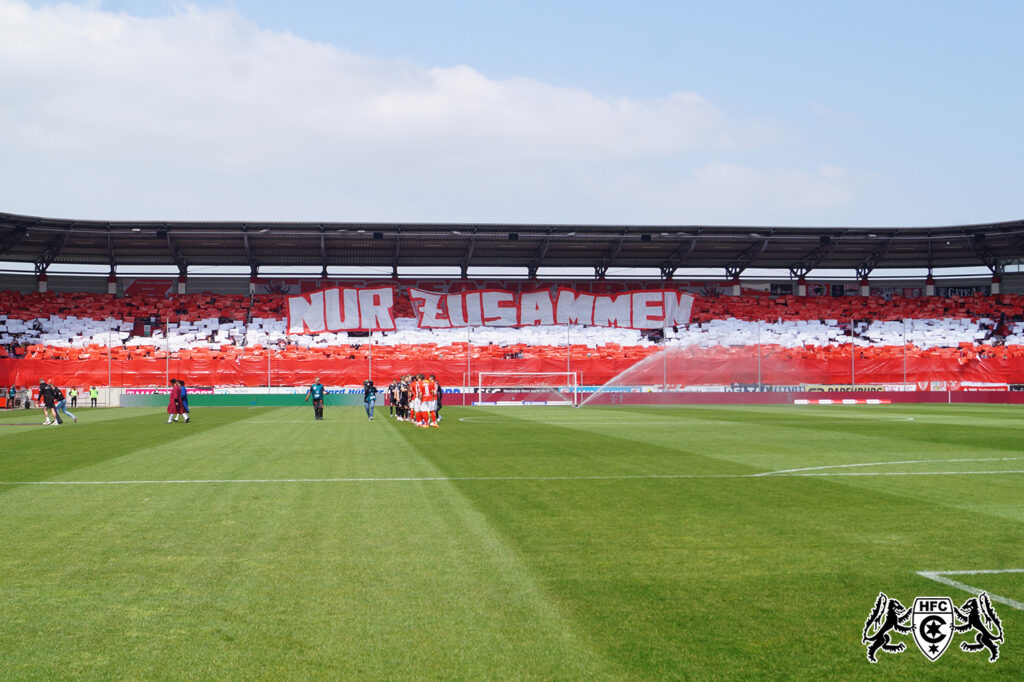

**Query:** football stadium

left=4, top=2, right=1024, bottom=679
left=1, top=212, right=1022, bottom=678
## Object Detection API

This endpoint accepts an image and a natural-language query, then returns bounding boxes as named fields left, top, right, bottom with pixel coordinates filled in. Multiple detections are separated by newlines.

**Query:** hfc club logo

left=862, top=592, right=1003, bottom=662
left=912, top=597, right=954, bottom=661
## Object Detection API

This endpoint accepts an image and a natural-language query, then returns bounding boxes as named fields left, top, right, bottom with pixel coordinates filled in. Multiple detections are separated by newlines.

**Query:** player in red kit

left=423, top=375, right=439, bottom=427
left=413, top=372, right=425, bottom=425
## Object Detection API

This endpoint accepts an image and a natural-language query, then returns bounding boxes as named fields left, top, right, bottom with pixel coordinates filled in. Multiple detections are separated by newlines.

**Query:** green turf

left=1, top=403, right=1021, bottom=679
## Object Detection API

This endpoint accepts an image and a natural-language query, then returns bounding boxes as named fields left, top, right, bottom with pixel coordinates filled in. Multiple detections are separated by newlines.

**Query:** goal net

left=476, top=372, right=579, bottom=406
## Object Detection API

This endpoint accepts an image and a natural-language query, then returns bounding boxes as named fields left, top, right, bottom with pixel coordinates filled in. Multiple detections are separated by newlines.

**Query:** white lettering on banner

left=358, top=288, right=396, bottom=330
left=325, top=288, right=361, bottom=330
left=324, top=288, right=342, bottom=329
left=594, top=293, right=632, bottom=328
left=631, top=291, right=664, bottom=329
left=664, top=291, right=695, bottom=326
left=287, top=286, right=694, bottom=332
left=464, top=291, right=484, bottom=326
left=409, top=289, right=451, bottom=328
left=288, top=291, right=325, bottom=333
left=446, top=292, right=468, bottom=327
left=520, top=291, right=555, bottom=326
left=482, top=291, right=518, bottom=326
left=555, top=289, right=595, bottom=325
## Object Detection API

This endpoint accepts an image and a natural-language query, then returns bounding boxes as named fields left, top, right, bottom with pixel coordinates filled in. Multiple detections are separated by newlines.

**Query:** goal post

left=476, top=371, right=580, bottom=406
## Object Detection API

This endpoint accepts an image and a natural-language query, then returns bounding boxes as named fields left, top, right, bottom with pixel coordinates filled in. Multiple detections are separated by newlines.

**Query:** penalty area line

left=756, top=457, right=1024, bottom=476
left=916, top=569, right=1024, bottom=611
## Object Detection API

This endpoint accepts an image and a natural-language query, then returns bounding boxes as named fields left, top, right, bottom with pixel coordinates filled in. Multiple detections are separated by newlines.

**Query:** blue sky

left=4, top=0, right=1023, bottom=227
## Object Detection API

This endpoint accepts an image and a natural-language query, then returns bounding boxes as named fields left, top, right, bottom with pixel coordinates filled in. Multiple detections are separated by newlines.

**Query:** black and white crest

left=863, top=591, right=1007, bottom=663
left=953, top=592, right=1004, bottom=662
left=862, top=592, right=912, bottom=663
left=912, top=597, right=954, bottom=661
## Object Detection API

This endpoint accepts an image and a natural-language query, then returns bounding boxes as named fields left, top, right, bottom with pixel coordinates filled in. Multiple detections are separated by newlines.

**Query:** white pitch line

left=757, top=457, right=1023, bottom=477
left=462, top=417, right=611, bottom=424
left=0, top=474, right=746, bottom=486
left=785, top=470, right=1024, bottom=477
left=245, top=420, right=376, bottom=423
left=460, top=417, right=700, bottom=421
left=3, top=469, right=1024, bottom=487
left=916, top=570, right=1024, bottom=611
left=457, top=417, right=930, bottom=426
left=935, top=568, right=1024, bottom=575
left=0, top=474, right=755, bottom=486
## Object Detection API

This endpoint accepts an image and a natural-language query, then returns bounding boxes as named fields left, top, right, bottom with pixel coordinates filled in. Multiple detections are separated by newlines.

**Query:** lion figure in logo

left=862, top=592, right=912, bottom=662
left=953, top=592, right=1003, bottom=662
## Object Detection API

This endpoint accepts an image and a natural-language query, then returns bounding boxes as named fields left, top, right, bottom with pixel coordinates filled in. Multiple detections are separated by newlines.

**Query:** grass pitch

left=1, top=403, right=1021, bottom=679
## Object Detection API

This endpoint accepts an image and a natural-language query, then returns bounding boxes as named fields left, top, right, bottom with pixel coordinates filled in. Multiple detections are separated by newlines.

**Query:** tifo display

left=3, top=286, right=1024, bottom=389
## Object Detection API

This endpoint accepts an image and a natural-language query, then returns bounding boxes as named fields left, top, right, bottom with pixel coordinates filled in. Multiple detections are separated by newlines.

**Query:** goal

left=476, top=372, right=579, bottom=406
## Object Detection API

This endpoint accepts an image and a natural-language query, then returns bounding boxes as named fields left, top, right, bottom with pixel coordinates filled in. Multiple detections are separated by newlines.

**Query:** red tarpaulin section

left=4, top=348, right=1024, bottom=387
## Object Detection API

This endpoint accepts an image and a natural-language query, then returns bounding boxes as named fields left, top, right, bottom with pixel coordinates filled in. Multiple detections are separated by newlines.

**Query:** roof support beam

left=241, top=225, right=258, bottom=278
left=34, top=229, right=70, bottom=275
left=660, top=232, right=702, bottom=279
left=165, top=227, right=187, bottom=277
left=855, top=237, right=895, bottom=280
left=962, top=223, right=1024, bottom=253
left=319, top=225, right=328, bottom=277
left=595, top=230, right=627, bottom=279
left=528, top=229, right=553, bottom=279
left=992, top=226, right=1024, bottom=260
left=725, top=236, right=771, bottom=279
left=105, top=224, right=115, bottom=274
left=789, top=232, right=844, bottom=278
left=460, top=229, right=477, bottom=278
left=963, top=229, right=1001, bottom=274
left=0, top=224, right=32, bottom=257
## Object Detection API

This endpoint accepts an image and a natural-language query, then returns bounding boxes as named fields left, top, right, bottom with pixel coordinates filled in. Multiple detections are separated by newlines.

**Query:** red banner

left=6, top=350, right=1024, bottom=388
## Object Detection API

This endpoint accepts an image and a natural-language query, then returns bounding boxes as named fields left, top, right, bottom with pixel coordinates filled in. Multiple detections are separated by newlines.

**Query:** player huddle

left=388, top=374, right=441, bottom=428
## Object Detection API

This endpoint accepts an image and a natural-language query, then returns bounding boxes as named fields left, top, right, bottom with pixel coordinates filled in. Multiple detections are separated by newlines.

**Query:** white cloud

left=809, top=102, right=861, bottom=129
left=0, top=0, right=854, bottom=223
left=564, top=163, right=858, bottom=226
left=687, top=163, right=855, bottom=214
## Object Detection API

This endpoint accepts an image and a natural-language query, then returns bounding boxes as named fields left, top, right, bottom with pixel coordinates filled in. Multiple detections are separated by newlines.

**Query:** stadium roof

left=2, top=210, right=1023, bottom=279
